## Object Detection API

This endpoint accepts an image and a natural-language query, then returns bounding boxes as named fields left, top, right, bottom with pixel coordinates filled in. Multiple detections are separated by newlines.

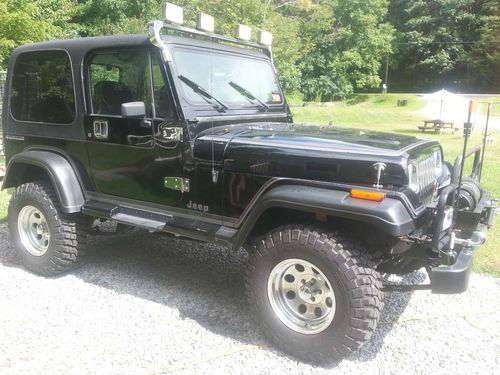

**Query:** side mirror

left=121, top=101, right=146, bottom=118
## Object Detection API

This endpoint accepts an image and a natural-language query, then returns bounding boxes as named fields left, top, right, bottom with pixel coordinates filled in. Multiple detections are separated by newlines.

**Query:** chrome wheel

left=267, top=258, right=336, bottom=335
left=17, top=205, right=51, bottom=257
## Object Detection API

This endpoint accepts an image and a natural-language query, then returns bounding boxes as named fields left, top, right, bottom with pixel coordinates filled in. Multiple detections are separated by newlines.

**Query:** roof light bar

left=258, top=31, right=273, bottom=46
left=236, top=24, right=252, bottom=41
left=197, top=13, right=215, bottom=33
left=163, top=2, right=184, bottom=24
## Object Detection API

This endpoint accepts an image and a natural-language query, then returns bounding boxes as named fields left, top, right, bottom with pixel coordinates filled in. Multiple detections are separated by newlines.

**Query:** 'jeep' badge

left=187, top=200, right=209, bottom=213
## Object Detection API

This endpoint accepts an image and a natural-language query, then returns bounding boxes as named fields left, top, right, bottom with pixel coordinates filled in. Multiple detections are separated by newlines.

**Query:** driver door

left=84, top=48, right=184, bottom=206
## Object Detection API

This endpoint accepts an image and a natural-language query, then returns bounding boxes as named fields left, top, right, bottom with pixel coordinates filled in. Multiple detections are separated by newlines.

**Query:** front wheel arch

left=232, top=184, right=416, bottom=250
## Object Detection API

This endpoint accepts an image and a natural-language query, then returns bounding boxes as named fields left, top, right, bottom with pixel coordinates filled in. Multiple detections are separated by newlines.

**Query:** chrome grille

left=416, top=153, right=437, bottom=202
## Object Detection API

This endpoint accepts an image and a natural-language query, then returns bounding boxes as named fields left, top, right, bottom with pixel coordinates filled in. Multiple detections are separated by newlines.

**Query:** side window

left=89, top=49, right=152, bottom=116
left=152, top=54, right=176, bottom=119
left=10, top=50, right=75, bottom=124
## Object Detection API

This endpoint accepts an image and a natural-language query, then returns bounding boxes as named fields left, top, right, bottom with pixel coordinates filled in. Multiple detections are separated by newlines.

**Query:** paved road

left=0, top=226, right=499, bottom=375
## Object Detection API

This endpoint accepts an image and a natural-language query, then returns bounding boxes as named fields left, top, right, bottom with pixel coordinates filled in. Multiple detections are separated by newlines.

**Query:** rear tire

left=8, top=181, right=88, bottom=276
left=245, top=225, right=384, bottom=364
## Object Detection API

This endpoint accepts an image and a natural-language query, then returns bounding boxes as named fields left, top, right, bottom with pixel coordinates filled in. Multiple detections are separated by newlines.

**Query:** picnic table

left=418, top=119, right=457, bottom=134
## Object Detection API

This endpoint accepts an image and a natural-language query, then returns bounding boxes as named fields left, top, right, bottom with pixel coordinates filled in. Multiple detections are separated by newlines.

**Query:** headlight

left=433, top=149, right=443, bottom=177
left=408, top=162, right=419, bottom=192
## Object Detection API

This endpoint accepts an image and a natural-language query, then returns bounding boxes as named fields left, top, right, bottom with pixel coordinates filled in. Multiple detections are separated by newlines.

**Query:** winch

left=456, top=177, right=482, bottom=211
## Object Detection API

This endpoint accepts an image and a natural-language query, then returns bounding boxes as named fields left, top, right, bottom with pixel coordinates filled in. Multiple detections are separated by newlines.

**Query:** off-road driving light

left=350, top=189, right=386, bottom=202
left=197, top=13, right=215, bottom=32
left=258, top=31, right=273, bottom=46
left=163, top=2, right=184, bottom=24
left=236, top=24, right=252, bottom=41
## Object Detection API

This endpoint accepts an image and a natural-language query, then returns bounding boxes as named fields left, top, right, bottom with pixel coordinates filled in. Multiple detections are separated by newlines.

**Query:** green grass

left=292, top=94, right=427, bottom=129
left=292, top=93, right=499, bottom=276
left=0, top=93, right=498, bottom=275
left=475, top=96, right=500, bottom=118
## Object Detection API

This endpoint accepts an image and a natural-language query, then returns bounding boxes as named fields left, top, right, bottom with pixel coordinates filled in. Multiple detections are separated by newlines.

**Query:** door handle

left=161, top=126, right=183, bottom=141
left=93, top=120, right=109, bottom=140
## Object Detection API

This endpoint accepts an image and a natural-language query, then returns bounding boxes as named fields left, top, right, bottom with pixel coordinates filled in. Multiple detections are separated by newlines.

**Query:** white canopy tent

left=421, top=89, right=468, bottom=122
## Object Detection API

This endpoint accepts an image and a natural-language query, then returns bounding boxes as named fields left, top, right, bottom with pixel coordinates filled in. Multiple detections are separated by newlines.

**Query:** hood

left=193, top=123, right=438, bottom=187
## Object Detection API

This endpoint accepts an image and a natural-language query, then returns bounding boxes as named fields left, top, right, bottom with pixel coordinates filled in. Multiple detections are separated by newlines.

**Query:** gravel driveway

left=0, top=224, right=499, bottom=375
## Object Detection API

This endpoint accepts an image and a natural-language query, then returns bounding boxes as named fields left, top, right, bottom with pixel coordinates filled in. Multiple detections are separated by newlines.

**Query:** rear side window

left=10, top=50, right=76, bottom=124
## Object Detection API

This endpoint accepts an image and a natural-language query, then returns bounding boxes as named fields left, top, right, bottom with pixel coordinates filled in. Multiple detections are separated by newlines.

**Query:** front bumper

left=431, top=247, right=474, bottom=294
left=430, top=195, right=497, bottom=294
left=426, top=144, right=498, bottom=294
left=430, top=226, right=486, bottom=294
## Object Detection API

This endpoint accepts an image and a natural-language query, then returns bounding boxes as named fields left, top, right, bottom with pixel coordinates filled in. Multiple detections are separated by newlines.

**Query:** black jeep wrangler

left=1, top=10, right=497, bottom=364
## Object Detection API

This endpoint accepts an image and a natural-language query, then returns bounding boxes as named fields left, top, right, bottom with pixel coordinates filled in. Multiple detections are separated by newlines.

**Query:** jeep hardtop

left=1, top=6, right=497, bottom=364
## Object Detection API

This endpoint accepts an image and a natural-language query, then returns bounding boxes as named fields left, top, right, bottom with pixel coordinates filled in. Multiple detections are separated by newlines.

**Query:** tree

left=0, top=0, right=77, bottom=68
left=388, top=0, right=499, bottom=92
left=460, top=0, right=500, bottom=91
left=73, top=0, right=159, bottom=36
left=281, top=0, right=394, bottom=101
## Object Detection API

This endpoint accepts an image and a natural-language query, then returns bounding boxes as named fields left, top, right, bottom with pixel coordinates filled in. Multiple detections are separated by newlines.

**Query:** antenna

left=207, top=14, right=218, bottom=184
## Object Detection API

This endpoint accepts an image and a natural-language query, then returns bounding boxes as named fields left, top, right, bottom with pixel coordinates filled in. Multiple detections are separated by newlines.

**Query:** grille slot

left=416, top=154, right=437, bottom=203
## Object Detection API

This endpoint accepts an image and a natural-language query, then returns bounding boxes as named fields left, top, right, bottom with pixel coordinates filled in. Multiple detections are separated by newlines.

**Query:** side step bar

left=82, top=200, right=238, bottom=245
left=82, top=200, right=171, bottom=231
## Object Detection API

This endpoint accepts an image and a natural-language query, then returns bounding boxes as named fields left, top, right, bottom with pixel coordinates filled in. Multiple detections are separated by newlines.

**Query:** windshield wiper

left=178, top=75, right=228, bottom=113
left=228, top=81, right=269, bottom=112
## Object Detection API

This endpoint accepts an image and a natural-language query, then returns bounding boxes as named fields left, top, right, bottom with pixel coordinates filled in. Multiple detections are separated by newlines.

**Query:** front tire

left=245, top=225, right=384, bottom=364
left=8, top=181, right=88, bottom=276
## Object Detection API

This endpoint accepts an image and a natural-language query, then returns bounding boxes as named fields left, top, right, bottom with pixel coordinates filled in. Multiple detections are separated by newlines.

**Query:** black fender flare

left=232, top=185, right=415, bottom=249
left=2, top=151, right=85, bottom=213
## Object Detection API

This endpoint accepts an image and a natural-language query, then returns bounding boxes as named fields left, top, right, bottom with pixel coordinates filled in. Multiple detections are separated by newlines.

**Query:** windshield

left=172, top=48, right=283, bottom=108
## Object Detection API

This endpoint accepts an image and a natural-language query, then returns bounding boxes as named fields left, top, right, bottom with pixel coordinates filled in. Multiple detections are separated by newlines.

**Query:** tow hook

left=450, top=230, right=486, bottom=248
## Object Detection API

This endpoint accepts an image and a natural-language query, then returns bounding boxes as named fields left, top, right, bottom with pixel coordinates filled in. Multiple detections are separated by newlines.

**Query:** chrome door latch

left=93, top=120, right=109, bottom=140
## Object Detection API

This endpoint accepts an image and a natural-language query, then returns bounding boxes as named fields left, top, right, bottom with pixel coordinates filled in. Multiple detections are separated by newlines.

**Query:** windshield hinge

left=164, top=177, right=190, bottom=192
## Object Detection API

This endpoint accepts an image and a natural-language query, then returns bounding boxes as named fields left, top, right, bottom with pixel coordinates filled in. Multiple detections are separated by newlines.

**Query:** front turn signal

left=350, top=189, right=385, bottom=202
